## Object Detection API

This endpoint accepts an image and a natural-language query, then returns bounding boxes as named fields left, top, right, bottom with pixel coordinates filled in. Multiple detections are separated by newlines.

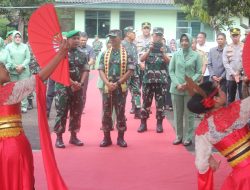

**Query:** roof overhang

left=55, top=2, right=180, bottom=11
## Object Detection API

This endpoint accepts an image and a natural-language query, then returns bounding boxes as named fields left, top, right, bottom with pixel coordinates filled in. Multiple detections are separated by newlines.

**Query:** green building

left=56, top=0, right=248, bottom=43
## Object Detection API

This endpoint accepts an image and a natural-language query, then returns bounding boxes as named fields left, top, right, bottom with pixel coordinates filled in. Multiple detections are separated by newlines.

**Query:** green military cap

left=6, top=30, right=15, bottom=38
left=230, top=28, right=241, bottom=35
left=66, top=30, right=80, bottom=38
left=123, top=26, right=136, bottom=35
left=153, top=27, right=164, bottom=35
left=107, top=29, right=122, bottom=38
left=141, top=22, right=151, bottom=29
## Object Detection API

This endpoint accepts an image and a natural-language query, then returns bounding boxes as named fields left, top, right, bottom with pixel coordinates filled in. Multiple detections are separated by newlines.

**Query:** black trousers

left=227, top=80, right=242, bottom=103
left=46, top=78, right=55, bottom=115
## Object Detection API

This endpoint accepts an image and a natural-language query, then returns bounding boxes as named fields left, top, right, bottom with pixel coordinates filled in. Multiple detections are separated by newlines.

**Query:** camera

left=151, top=42, right=163, bottom=53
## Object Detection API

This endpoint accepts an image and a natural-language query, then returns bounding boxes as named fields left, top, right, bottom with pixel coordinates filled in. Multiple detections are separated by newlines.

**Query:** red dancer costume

left=0, top=76, right=68, bottom=190
left=0, top=78, right=36, bottom=189
left=195, top=98, right=250, bottom=190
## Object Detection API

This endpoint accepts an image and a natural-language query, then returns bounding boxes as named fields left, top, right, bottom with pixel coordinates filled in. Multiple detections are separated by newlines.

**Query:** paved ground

left=22, top=99, right=56, bottom=150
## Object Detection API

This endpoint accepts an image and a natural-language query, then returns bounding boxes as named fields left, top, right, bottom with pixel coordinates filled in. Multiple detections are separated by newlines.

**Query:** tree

left=0, top=0, right=54, bottom=39
left=174, top=0, right=250, bottom=33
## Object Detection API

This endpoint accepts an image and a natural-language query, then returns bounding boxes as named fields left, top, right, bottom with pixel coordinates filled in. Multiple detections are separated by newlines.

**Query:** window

left=85, top=11, right=110, bottom=38
left=120, top=11, right=135, bottom=37
left=176, top=12, right=215, bottom=41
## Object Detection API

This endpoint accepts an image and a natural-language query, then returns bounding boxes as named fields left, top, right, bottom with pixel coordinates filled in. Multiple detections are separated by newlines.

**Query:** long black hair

left=187, top=82, right=219, bottom=114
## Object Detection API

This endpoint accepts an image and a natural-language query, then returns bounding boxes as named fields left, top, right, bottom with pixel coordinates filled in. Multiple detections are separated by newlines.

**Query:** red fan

left=243, top=33, right=250, bottom=79
left=28, top=3, right=70, bottom=86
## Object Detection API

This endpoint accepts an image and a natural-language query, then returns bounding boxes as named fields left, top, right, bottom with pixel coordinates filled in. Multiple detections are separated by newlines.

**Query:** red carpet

left=33, top=70, right=230, bottom=190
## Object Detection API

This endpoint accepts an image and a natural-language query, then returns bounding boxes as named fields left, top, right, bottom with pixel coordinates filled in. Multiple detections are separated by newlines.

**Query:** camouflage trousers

left=54, top=83, right=83, bottom=134
left=128, top=75, right=141, bottom=108
left=128, top=64, right=141, bottom=108
left=141, top=83, right=167, bottom=120
left=102, top=88, right=127, bottom=132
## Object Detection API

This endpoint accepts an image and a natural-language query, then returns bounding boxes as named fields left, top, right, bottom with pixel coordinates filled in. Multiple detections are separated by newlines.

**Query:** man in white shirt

left=196, top=32, right=210, bottom=82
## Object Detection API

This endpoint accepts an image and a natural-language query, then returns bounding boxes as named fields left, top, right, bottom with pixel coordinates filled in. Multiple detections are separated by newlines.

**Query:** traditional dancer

left=0, top=40, right=68, bottom=190
left=186, top=78, right=250, bottom=190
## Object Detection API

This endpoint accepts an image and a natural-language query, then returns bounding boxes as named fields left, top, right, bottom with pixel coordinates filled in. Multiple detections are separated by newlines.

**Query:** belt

left=0, top=122, right=23, bottom=129
left=0, top=126, right=23, bottom=138
left=225, top=139, right=250, bottom=168
left=0, top=119, right=23, bottom=138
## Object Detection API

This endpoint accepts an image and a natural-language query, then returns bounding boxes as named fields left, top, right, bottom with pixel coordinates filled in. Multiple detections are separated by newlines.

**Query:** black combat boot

left=69, top=132, right=84, bottom=146
left=134, top=108, right=141, bottom=119
left=156, top=119, right=163, bottom=133
left=137, top=119, right=147, bottom=133
left=100, top=132, right=112, bottom=147
left=27, top=99, right=33, bottom=110
left=117, top=131, right=127, bottom=147
left=55, top=133, right=65, bottom=148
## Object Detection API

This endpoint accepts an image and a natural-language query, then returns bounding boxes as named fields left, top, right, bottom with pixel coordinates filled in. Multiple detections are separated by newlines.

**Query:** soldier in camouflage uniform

left=92, top=35, right=103, bottom=58
left=122, top=26, right=141, bottom=119
left=138, top=27, right=170, bottom=133
left=27, top=42, right=40, bottom=110
left=98, top=29, right=135, bottom=148
left=136, top=22, right=152, bottom=89
left=54, top=30, right=89, bottom=148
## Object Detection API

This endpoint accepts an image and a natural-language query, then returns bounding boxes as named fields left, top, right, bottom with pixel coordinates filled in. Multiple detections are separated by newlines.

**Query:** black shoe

left=100, top=138, right=112, bottom=147
left=100, top=132, right=112, bottom=147
left=117, top=132, right=127, bottom=147
left=183, top=140, right=192, bottom=146
left=173, top=138, right=182, bottom=145
left=27, top=104, right=33, bottom=110
left=69, top=132, right=84, bottom=146
left=27, top=99, right=33, bottom=110
left=137, top=123, right=147, bottom=133
left=156, top=119, right=163, bottom=133
left=55, top=134, right=65, bottom=148
left=117, top=138, right=127, bottom=147
left=156, top=126, right=163, bottom=133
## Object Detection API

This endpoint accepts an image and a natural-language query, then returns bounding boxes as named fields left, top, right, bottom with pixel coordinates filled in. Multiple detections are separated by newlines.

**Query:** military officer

left=98, top=29, right=135, bottom=148
left=135, top=22, right=152, bottom=114
left=92, top=35, right=103, bottom=58
left=136, top=22, right=152, bottom=54
left=122, top=26, right=141, bottom=119
left=54, top=30, right=89, bottom=148
left=27, top=41, right=40, bottom=110
left=138, top=27, right=170, bottom=133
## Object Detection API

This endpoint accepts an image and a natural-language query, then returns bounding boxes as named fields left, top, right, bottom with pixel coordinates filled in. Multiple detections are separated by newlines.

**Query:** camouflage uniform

left=141, top=45, right=168, bottom=120
left=54, top=48, right=89, bottom=134
left=27, top=43, right=40, bottom=75
left=27, top=42, right=40, bottom=110
left=92, top=40, right=103, bottom=58
left=122, top=39, right=141, bottom=112
left=99, top=48, right=135, bottom=132
left=136, top=35, right=151, bottom=85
